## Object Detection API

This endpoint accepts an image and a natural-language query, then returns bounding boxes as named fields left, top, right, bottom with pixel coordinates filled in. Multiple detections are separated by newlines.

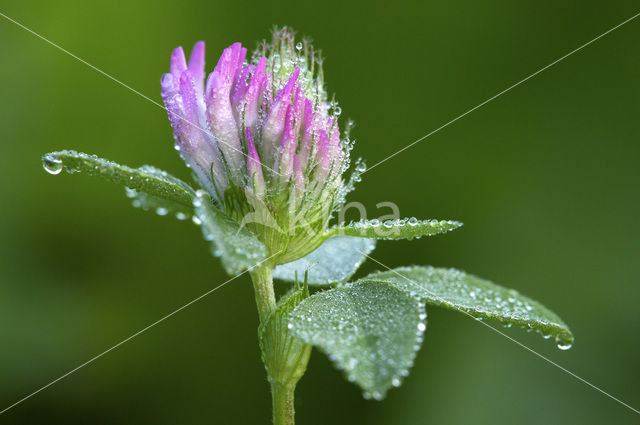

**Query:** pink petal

left=315, top=129, right=331, bottom=182
left=298, top=98, right=315, bottom=170
left=205, top=43, right=245, bottom=174
left=187, top=41, right=206, bottom=96
left=170, top=46, right=187, bottom=83
left=246, top=128, right=265, bottom=194
left=261, top=68, right=300, bottom=162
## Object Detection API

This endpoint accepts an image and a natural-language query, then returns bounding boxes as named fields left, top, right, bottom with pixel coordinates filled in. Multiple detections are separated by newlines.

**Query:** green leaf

left=193, top=191, right=266, bottom=275
left=273, top=236, right=376, bottom=285
left=124, top=188, right=193, bottom=222
left=289, top=280, right=426, bottom=399
left=43, top=150, right=195, bottom=207
left=365, top=266, right=573, bottom=348
left=329, top=218, right=462, bottom=240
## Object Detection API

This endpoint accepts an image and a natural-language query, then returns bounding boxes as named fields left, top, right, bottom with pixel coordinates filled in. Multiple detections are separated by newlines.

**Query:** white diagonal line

left=363, top=11, right=640, bottom=175
left=360, top=251, right=640, bottom=415
left=0, top=251, right=281, bottom=415
left=0, top=11, right=283, bottom=177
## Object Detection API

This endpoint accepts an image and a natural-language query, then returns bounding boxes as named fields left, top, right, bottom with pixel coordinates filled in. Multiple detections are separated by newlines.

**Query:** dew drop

left=43, top=155, right=63, bottom=175
left=156, top=207, right=168, bottom=216
left=408, top=217, right=418, bottom=226
left=555, top=335, right=573, bottom=350
left=295, top=42, right=303, bottom=51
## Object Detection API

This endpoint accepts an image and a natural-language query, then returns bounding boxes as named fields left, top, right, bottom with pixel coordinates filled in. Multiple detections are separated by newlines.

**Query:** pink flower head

left=161, top=28, right=357, bottom=249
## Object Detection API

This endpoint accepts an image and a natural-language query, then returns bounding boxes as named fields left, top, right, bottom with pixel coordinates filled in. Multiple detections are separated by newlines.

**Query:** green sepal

left=223, top=183, right=331, bottom=265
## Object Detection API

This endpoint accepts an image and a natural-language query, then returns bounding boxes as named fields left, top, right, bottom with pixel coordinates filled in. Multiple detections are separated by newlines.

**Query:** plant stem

left=250, top=263, right=276, bottom=322
left=271, top=383, right=296, bottom=425
left=249, top=262, right=310, bottom=425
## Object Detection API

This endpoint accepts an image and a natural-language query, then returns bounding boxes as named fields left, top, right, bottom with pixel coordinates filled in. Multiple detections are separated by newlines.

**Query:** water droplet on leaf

left=43, top=156, right=63, bottom=175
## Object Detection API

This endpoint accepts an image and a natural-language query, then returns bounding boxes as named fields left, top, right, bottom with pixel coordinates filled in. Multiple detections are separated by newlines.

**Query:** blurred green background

left=1, top=0, right=639, bottom=423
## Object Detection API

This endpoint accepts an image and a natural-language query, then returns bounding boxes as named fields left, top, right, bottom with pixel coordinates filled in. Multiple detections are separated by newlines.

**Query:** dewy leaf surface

left=193, top=191, right=266, bottom=275
left=42, top=150, right=195, bottom=207
left=364, top=266, right=573, bottom=348
left=273, top=236, right=376, bottom=285
left=289, top=280, right=426, bottom=399
left=329, top=218, right=462, bottom=240
left=124, top=188, right=194, bottom=222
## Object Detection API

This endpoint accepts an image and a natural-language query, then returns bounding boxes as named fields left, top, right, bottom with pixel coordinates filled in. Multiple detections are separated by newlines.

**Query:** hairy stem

left=271, top=383, right=296, bottom=425
left=250, top=263, right=277, bottom=322
left=250, top=263, right=311, bottom=425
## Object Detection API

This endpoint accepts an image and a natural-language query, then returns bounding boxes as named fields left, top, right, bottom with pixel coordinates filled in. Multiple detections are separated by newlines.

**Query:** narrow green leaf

left=273, top=236, right=376, bottom=285
left=365, top=266, right=573, bottom=348
left=329, top=218, right=462, bottom=240
left=289, top=280, right=426, bottom=399
left=124, top=188, right=193, bottom=222
left=193, top=191, right=266, bottom=274
left=43, top=150, right=195, bottom=207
